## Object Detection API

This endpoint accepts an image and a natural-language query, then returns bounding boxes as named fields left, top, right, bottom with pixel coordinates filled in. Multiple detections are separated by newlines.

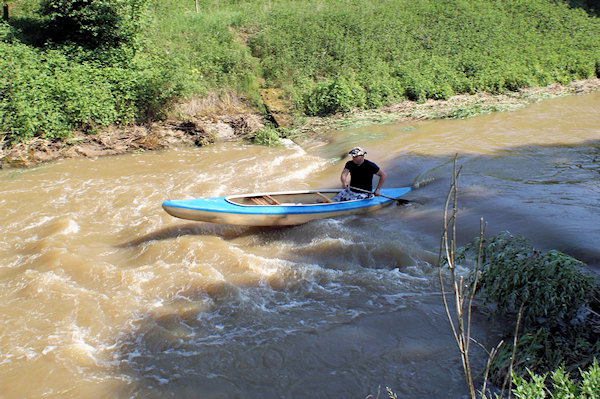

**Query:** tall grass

left=244, top=0, right=600, bottom=114
left=2, top=0, right=600, bottom=142
left=143, top=1, right=259, bottom=98
left=122, top=0, right=600, bottom=115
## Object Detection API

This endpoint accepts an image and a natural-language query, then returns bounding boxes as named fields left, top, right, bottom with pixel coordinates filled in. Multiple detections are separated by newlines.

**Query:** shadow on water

left=116, top=223, right=294, bottom=248
left=385, top=141, right=600, bottom=267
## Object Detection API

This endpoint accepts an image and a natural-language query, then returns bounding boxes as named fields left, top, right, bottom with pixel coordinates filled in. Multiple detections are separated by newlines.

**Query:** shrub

left=251, top=125, right=281, bottom=146
left=0, top=41, right=183, bottom=142
left=302, top=76, right=366, bottom=116
left=457, top=232, right=600, bottom=384
left=38, top=0, right=149, bottom=49
left=463, top=233, right=598, bottom=331
left=4, top=0, right=600, bottom=140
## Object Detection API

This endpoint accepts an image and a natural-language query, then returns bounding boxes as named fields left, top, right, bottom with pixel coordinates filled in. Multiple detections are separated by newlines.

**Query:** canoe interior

left=227, top=190, right=341, bottom=206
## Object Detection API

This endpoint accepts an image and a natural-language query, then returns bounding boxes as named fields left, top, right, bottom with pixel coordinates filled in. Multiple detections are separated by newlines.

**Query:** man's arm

left=340, top=168, right=350, bottom=189
left=374, top=169, right=387, bottom=195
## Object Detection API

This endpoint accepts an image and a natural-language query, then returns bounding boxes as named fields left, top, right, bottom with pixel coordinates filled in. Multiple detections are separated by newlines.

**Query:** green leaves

left=245, top=0, right=600, bottom=115
left=251, top=126, right=281, bottom=146
left=512, top=369, right=548, bottom=399
left=0, top=42, right=182, bottom=141
left=38, top=0, right=150, bottom=50
left=4, top=0, right=600, bottom=139
left=510, top=360, right=600, bottom=398
left=457, top=232, right=600, bottom=386
left=302, top=76, right=366, bottom=116
left=463, top=232, right=597, bottom=332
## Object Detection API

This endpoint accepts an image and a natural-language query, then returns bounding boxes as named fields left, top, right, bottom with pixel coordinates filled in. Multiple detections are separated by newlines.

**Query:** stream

left=1, top=92, right=599, bottom=398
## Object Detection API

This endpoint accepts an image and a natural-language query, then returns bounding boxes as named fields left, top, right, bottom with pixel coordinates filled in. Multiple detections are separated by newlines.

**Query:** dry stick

left=467, top=218, right=487, bottom=368
left=438, top=160, right=460, bottom=341
left=438, top=159, right=505, bottom=398
left=438, top=167, right=460, bottom=342
left=504, top=300, right=526, bottom=399
left=437, top=155, right=476, bottom=398
left=482, top=340, right=505, bottom=396
left=451, top=161, right=477, bottom=399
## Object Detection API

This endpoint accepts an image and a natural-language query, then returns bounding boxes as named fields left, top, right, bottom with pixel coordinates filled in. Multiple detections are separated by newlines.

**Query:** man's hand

left=374, top=188, right=381, bottom=196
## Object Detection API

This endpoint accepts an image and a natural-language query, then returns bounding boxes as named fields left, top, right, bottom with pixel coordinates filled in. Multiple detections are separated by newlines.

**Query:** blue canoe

left=162, top=187, right=411, bottom=226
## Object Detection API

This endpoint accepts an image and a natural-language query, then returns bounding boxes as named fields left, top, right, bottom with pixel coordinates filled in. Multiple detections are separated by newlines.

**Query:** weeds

left=458, top=232, right=600, bottom=384
left=512, top=360, right=600, bottom=398
left=250, top=125, right=281, bottom=146
left=3, top=0, right=600, bottom=142
left=246, top=0, right=600, bottom=115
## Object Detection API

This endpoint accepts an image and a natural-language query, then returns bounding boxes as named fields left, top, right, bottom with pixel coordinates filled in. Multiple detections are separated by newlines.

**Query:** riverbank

left=1, top=78, right=599, bottom=168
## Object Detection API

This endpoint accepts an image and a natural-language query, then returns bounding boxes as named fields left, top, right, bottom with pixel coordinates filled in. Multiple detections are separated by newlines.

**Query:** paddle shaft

left=348, top=186, right=411, bottom=204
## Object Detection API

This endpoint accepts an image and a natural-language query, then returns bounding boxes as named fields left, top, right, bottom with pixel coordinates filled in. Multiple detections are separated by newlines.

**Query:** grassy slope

left=150, top=0, right=600, bottom=113
left=1, top=0, right=600, bottom=142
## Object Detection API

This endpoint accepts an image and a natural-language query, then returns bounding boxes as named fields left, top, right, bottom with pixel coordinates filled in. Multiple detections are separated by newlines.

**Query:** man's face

left=351, top=155, right=364, bottom=164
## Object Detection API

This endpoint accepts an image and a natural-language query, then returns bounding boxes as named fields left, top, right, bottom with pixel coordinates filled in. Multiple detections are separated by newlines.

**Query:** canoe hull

left=163, top=200, right=393, bottom=226
left=162, top=187, right=411, bottom=226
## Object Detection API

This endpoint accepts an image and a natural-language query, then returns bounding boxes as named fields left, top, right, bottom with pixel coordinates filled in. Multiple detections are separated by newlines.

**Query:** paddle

left=349, top=186, right=412, bottom=205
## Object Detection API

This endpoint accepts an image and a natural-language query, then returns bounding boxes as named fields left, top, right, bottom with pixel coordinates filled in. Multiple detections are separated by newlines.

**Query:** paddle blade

left=395, top=198, right=412, bottom=206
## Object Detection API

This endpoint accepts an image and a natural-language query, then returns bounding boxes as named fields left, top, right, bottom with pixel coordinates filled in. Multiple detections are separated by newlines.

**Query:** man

left=332, top=147, right=387, bottom=202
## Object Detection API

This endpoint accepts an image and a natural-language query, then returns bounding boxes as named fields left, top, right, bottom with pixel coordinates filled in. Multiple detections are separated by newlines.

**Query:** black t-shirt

left=345, top=160, right=380, bottom=192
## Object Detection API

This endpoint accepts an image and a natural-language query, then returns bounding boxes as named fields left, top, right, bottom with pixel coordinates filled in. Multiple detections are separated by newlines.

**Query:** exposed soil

left=1, top=79, right=599, bottom=168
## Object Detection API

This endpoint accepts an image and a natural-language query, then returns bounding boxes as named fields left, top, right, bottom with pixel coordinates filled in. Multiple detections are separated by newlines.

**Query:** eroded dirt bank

left=1, top=79, right=599, bottom=168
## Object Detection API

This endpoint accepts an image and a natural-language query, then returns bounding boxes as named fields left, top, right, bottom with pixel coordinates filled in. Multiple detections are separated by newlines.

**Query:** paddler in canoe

left=161, top=145, right=408, bottom=226
left=332, top=146, right=387, bottom=202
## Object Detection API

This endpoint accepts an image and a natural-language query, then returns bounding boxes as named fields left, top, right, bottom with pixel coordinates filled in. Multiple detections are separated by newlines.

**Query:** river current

left=1, top=92, right=599, bottom=398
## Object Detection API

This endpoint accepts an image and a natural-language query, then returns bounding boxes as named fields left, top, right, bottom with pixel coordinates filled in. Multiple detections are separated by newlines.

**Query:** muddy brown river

left=1, top=93, right=599, bottom=398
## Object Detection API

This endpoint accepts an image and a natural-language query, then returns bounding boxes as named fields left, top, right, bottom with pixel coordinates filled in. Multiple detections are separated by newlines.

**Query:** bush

left=464, top=233, right=598, bottom=331
left=4, top=0, right=600, bottom=141
left=302, top=76, right=366, bottom=116
left=457, top=232, right=600, bottom=384
left=0, top=40, right=183, bottom=142
left=38, top=0, right=149, bottom=49
left=251, top=125, right=281, bottom=146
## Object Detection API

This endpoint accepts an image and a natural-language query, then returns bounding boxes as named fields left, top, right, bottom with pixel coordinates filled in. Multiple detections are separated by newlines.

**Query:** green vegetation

left=434, top=161, right=599, bottom=398
left=1, top=0, right=183, bottom=141
left=456, top=232, right=600, bottom=390
left=250, top=125, right=282, bottom=146
left=1, top=0, right=600, bottom=144
left=512, top=361, right=600, bottom=399
left=38, top=0, right=149, bottom=49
